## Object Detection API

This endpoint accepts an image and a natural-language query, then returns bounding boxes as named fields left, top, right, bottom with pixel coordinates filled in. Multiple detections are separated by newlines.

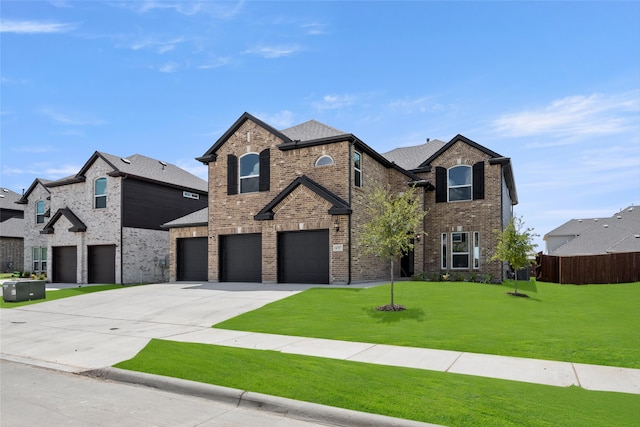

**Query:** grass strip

left=116, top=339, right=640, bottom=427
left=214, top=281, right=640, bottom=368
left=1, top=284, right=142, bottom=308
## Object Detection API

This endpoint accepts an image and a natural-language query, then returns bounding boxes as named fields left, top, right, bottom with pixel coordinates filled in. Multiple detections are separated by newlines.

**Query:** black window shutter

left=435, top=166, right=447, bottom=203
left=473, top=161, right=485, bottom=200
left=259, top=149, right=270, bottom=192
left=227, top=154, right=238, bottom=195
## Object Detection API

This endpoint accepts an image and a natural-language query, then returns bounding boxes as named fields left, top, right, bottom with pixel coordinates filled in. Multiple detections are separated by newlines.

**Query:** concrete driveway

left=1, top=282, right=316, bottom=372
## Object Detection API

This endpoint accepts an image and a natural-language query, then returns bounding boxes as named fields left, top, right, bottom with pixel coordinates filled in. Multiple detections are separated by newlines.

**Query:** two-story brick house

left=17, top=152, right=208, bottom=284
left=178, top=112, right=516, bottom=284
left=384, top=135, right=518, bottom=281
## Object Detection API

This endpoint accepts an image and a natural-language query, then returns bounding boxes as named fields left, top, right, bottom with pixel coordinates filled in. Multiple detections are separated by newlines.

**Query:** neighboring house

left=17, top=152, right=208, bottom=284
left=544, top=206, right=640, bottom=256
left=0, top=188, right=25, bottom=272
left=163, top=207, right=208, bottom=281
left=173, top=112, right=516, bottom=284
left=14, top=179, right=52, bottom=276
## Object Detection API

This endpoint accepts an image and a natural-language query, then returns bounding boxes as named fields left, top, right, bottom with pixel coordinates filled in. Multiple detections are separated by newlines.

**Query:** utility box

left=2, top=281, right=46, bottom=302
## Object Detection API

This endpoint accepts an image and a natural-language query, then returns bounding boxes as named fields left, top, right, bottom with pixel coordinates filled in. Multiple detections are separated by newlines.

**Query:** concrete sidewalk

left=1, top=281, right=638, bottom=425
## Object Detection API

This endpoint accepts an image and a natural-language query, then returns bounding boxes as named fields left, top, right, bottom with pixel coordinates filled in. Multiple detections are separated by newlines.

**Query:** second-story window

left=354, top=150, right=362, bottom=187
left=95, top=177, right=107, bottom=208
left=239, top=153, right=259, bottom=194
left=448, top=165, right=472, bottom=201
left=36, top=200, right=45, bottom=224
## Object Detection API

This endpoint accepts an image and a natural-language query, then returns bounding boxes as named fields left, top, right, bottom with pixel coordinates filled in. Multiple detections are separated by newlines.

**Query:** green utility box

left=2, top=281, right=46, bottom=302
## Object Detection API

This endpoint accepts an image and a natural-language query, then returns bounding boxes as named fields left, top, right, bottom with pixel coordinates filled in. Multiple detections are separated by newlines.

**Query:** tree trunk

left=390, top=259, right=394, bottom=307
left=514, top=279, right=519, bottom=294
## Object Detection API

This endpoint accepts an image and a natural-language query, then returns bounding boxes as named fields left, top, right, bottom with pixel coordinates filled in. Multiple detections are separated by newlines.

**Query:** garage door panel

left=177, top=237, right=207, bottom=281
left=278, top=230, right=329, bottom=284
left=52, top=246, right=77, bottom=283
left=220, top=234, right=261, bottom=282
left=88, top=245, right=116, bottom=284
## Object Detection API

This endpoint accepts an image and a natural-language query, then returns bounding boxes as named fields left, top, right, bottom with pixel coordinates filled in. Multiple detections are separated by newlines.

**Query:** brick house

left=0, top=188, right=25, bottom=273
left=384, top=135, right=518, bottom=281
left=170, top=112, right=516, bottom=284
left=17, top=152, right=208, bottom=284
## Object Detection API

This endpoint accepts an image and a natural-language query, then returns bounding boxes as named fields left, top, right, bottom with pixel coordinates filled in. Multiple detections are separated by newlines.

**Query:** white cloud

left=175, top=159, right=208, bottom=180
left=313, top=94, right=356, bottom=111
left=301, top=22, right=328, bottom=36
left=40, top=108, right=105, bottom=126
left=256, top=110, right=295, bottom=128
left=492, top=93, right=640, bottom=138
left=133, top=1, right=203, bottom=16
left=157, top=62, right=180, bottom=73
left=130, top=36, right=186, bottom=54
left=197, top=55, right=232, bottom=69
left=0, top=20, right=75, bottom=34
left=243, top=45, right=302, bottom=59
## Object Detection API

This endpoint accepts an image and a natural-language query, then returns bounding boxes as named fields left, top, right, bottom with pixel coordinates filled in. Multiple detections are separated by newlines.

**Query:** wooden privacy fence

left=537, top=252, right=640, bottom=285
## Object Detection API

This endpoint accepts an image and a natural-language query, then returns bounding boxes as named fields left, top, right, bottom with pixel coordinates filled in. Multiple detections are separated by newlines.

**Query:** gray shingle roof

left=96, top=152, right=208, bottom=192
left=280, top=120, right=347, bottom=142
left=163, top=207, right=208, bottom=228
left=0, top=216, right=24, bottom=238
left=548, top=206, right=640, bottom=255
left=0, top=188, right=23, bottom=211
left=381, top=140, right=447, bottom=170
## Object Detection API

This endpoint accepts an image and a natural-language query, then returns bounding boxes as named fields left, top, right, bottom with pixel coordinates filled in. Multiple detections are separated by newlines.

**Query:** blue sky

left=1, top=1, right=639, bottom=251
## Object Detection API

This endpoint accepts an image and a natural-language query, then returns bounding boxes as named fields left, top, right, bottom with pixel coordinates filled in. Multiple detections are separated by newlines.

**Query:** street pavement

left=1, top=360, right=347, bottom=427
left=1, top=281, right=639, bottom=426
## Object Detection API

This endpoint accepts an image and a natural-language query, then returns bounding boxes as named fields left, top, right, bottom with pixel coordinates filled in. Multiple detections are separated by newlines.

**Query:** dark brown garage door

left=88, top=245, right=116, bottom=284
left=219, top=234, right=261, bottom=282
left=52, top=246, right=77, bottom=283
left=177, top=237, right=207, bottom=281
left=278, top=230, right=329, bottom=284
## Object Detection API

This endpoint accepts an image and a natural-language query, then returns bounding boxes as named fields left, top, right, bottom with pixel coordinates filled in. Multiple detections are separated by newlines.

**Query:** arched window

left=448, top=165, right=472, bottom=201
left=315, top=155, right=334, bottom=167
left=239, top=153, right=259, bottom=193
left=36, top=200, right=45, bottom=224
left=95, top=177, right=107, bottom=208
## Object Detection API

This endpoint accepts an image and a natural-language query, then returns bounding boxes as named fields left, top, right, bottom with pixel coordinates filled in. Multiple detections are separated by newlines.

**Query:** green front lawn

left=116, top=339, right=640, bottom=427
left=214, top=280, right=640, bottom=368
left=0, top=284, right=142, bottom=308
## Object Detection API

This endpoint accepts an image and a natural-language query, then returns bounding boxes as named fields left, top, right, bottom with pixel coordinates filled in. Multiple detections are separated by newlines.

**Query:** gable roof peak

left=280, top=119, right=348, bottom=142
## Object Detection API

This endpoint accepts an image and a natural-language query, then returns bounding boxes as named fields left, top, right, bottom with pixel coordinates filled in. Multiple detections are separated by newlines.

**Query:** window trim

left=448, top=165, right=472, bottom=202
left=32, top=246, right=46, bottom=273
left=473, top=231, right=480, bottom=269
left=441, top=233, right=448, bottom=270
left=239, top=152, right=260, bottom=194
left=315, top=155, right=334, bottom=167
left=354, top=150, right=362, bottom=188
left=94, top=177, right=107, bottom=209
left=451, top=231, right=470, bottom=269
left=35, top=200, right=45, bottom=224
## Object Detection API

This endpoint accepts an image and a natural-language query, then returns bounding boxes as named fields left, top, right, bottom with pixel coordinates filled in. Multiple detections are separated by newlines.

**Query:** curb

left=84, top=367, right=438, bottom=427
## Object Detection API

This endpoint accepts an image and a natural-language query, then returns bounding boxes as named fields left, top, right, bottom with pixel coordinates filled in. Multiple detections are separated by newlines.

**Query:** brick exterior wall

left=168, top=225, right=208, bottom=281
left=22, top=182, right=51, bottom=275
left=0, top=237, right=23, bottom=272
left=45, top=158, right=124, bottom=283
left=122, top=227, right=169, bottom=284
left=204, top=118, right=425, bottom=284
left=416, top=141, right=510, bottom=281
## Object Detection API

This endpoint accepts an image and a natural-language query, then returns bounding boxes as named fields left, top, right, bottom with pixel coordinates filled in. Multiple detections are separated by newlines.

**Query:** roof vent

left=635, top=234, right=640, bottom=239
left=603, top=224, right=608, bottom=228
left=616, top=215, right=622, bottom=219
left=577, top=219, right=583, bottom=222
left=0, top=194, right=4, bottom=198
left=594, top=218, right=598, bottom=222
left=2, top=188, right=8, bottom=192
left=159, top=161, right=167, bottom=170
left=629, top=207, right=634, bottom=212
left=121, top=158, right=131, bottom=164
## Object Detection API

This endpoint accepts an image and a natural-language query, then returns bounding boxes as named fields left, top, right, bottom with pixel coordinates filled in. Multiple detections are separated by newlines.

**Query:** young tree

left=491, top=215, right=538, bottom=296
left=359, top=185, right=426, bottom=311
